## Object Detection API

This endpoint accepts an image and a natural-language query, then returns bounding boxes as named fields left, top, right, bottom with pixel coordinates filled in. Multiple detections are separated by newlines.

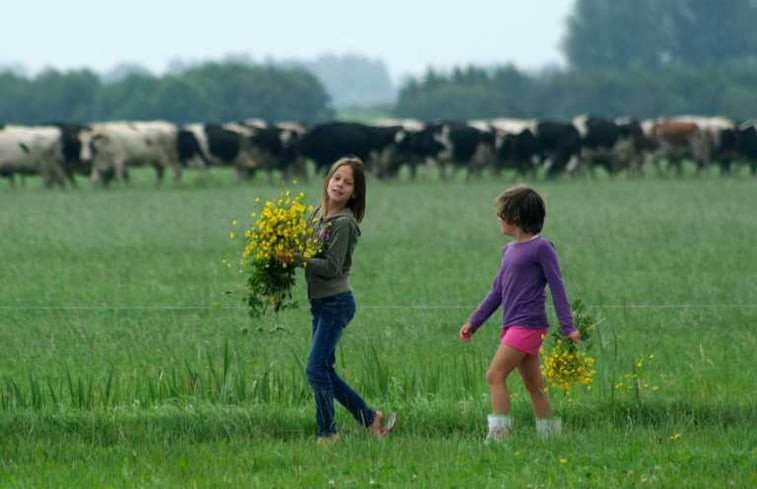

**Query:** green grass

left=1, top=172, right=755, bottom=487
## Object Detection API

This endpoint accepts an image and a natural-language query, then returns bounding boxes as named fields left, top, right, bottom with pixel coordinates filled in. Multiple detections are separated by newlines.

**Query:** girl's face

left=498, top=214, right=518, bottom=236
left=327, top=164, right=355, bottom=210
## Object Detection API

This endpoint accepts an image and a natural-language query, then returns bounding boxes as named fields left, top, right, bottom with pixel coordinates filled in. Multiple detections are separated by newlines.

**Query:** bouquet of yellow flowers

left=235, top=189, right=318, bottom=317
left=540, top=299, right=598, bottom=394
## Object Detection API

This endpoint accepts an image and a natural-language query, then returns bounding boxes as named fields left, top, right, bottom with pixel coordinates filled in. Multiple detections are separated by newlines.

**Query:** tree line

left=0, top=63, right=334, bottom=125
left=394, top=61, right=757, bottom=121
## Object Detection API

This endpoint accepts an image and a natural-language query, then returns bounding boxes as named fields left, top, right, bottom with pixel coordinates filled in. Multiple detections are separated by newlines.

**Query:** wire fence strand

left=2, top=303, right=757, bottom=311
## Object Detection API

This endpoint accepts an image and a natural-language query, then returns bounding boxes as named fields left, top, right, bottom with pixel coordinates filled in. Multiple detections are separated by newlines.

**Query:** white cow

left=87, top=120, right=180, bottom=184
left=0, top=125, right=67, bottom=187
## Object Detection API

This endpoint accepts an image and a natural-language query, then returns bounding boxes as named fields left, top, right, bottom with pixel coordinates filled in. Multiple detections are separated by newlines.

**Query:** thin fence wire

left=1, top=303, right=757, bottom=311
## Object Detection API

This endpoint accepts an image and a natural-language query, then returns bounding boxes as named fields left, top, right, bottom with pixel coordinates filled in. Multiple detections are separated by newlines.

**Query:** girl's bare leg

left=518, top=353, right=552, bottom=418
left=486, top=344, right=527, bottom=414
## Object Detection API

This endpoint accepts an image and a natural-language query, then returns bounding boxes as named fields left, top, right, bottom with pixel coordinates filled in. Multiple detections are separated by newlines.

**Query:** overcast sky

left=3, top=1, right=575, bottom=84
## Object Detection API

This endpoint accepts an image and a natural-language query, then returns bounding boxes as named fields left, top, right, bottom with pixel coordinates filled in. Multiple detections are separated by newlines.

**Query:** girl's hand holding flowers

left=565, top=329, right=581, bottom=343
left=540, top=300, right=598, bottom=395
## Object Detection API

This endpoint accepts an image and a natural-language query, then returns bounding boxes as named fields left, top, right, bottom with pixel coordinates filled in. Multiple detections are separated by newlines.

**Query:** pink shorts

left=500, top=326, right=548, bottom=355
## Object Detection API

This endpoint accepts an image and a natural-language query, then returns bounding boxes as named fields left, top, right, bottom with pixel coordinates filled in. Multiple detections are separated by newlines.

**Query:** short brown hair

left=319, top=156, right=367, bottom=222
left=495, top=185, right=545, bottom=234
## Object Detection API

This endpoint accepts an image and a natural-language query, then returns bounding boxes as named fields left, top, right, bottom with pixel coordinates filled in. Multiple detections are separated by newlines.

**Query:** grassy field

left=0, top=171, right=755, bottom=488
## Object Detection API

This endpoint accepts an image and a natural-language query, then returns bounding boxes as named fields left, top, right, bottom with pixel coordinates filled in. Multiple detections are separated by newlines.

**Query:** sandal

left=381, top=411, right=398, bottom=436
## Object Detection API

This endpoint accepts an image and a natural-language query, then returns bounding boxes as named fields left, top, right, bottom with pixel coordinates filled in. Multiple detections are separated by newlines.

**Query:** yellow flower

left=234, top=189, right=319, bottom=316
left=541, top=337, right=596, bottom=394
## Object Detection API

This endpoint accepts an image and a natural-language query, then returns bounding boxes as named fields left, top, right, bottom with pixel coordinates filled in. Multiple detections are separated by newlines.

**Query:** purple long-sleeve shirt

left=468, top=236, right=576, bottom=336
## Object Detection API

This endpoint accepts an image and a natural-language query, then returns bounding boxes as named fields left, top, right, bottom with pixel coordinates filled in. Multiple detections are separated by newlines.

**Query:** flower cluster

left=541, top=338, right=596, bottom=394
left=540, top=299, right=599, bottom=395
left=234, top=189, right=318, bottom=317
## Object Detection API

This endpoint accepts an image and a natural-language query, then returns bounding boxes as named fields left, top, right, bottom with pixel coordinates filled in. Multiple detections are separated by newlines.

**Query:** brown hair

left=495, top=185, right=545, bottom=234
left=319, top=156, right=366, bottom=222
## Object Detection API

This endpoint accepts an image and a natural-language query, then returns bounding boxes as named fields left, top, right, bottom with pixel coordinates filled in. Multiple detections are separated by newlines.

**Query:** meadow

left=0, top=170, right=755, bottom=488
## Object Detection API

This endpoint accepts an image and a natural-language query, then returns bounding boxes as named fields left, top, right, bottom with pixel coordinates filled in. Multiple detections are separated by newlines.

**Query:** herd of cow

left=1, top=115, right=756, bottom=188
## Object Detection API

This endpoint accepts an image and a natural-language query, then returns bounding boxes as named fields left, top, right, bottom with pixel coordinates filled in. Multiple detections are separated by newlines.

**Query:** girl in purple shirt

left=459, top=185, right=580, bottom=441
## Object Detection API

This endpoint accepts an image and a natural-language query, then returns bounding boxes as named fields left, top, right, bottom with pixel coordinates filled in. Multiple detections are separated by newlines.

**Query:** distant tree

left=94, top=73, right=160, bottom=121
left=0, top=63, right=29, bottom=78
left=562, top=0, right=669, bottom=70
left=28, top=69, right=100, bottom=123
left=145, top=76, right=213, bottom=123
left=299, top=54, right=396, bottom=108
left=181, top=62, right=333, bottom=122
left=100, top=63, right=154, bottom=83
left=0, top=70, right=29, bottom=122
left=663, top=0, right=757, bottom=66
left=395, top=66, right=531, bottom=120
left=563, top=0, right=757, bottom=70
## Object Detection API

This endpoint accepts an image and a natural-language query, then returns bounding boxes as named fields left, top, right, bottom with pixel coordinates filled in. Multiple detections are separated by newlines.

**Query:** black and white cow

left=241, top=120, right=306, bottom=180
left=52, top=122, right=94, bottom=184
left=489, top=118, right=541, bottom=178
left=572, top=115, right=647, bottom=176
left=390, top=121, right=497, bottom=180
left=736, top=121, right=757, bottom=175
left=368, top=118, right=425, bottom=179
left=533, top=120, right=582, bottom=178
left=177, top=121, right=304, bottom=181
left=296, top=121, right=404, bottom=177
left=178, top=123, right=254, bottom=179
left=491, top=119, right=581, bottom=179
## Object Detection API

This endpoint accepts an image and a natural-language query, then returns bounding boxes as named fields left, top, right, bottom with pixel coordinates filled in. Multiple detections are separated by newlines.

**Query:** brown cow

left=644, top=119, right=710, bottom=175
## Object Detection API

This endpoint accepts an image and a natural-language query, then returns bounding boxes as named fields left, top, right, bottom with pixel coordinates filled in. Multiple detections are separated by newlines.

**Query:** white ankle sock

left=536, top=417, right=562, bottom=437
left=487, top=414, right=513, bottom=439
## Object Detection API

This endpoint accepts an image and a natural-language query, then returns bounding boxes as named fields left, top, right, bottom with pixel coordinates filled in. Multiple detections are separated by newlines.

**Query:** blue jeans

left=306, top=292, right=375, bottom=437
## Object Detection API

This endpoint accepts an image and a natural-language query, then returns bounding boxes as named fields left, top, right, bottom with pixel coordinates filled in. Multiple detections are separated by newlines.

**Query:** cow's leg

left=439, top=161, right=452, bottom=181
left=64, top=168, right=78, bottom=188
left=693, top=158, right=707, bottom=176
left=461, top=161, right=473, bottom=182
left=545, top=152, right=569, bottom=179
left=153, top=164, right=165, bottom=185
left=719, top=158, right=731, bottom=176
left=665, top=154, right=682, bottom=177
left=41, top=157, right=68, bottom=188
left=114, top=159, right=128, bottom=184
left=39, top=168, right=53, bottom=188
left=172, top=163, right=182, bottom=183
left=38, top=163, right=56, bottom=188
left=89, top=166, right=102, bottom=186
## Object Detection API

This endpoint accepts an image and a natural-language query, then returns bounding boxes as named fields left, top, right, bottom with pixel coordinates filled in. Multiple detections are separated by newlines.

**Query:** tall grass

left=0, top=173, right=755, bottom=487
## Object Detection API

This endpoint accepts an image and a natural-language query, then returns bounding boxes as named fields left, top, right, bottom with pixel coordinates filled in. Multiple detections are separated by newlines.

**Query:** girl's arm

left=539, top=241, right=577, bottom=337
left=467, top=253, right=505, bottom=332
